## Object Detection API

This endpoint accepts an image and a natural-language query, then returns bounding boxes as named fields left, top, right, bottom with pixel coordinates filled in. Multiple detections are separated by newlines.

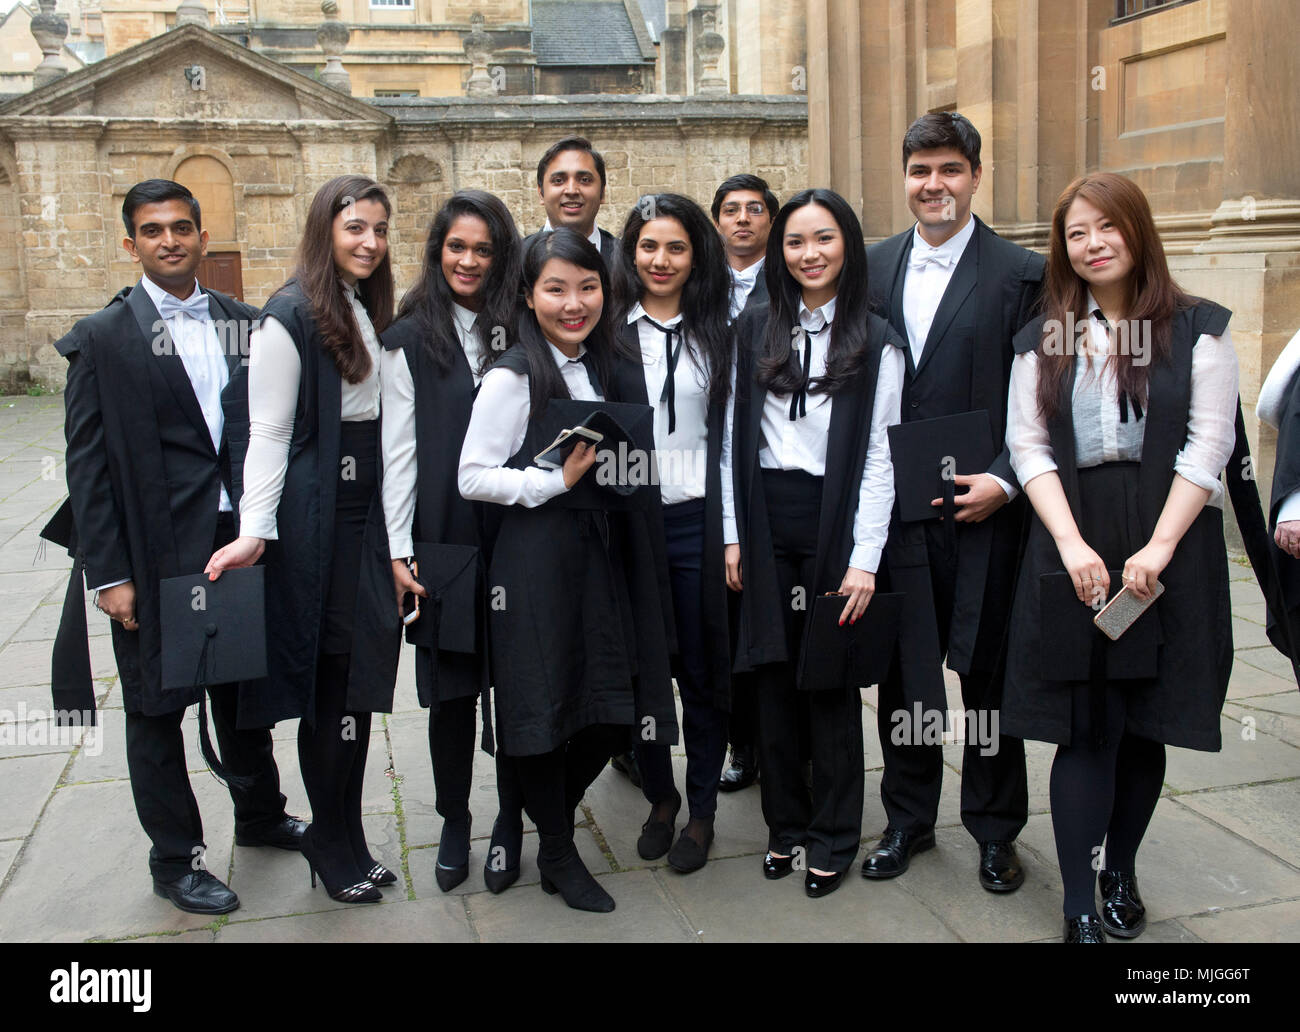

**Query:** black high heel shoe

left=301, top=827, right=382, bottom=905
left=435, top=816, right=472, bottom=893
left=537, top=839, right=614, bottom=913
left=483, top=814, right=522, bottom=894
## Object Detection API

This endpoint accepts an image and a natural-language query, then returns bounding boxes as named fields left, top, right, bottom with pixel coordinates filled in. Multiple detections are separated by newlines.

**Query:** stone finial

left=30, top=0, right=70, bottom=89
left=175, top=0, right=209, bottom=28
left=694, top=9, right=726, bottom=95
left=462, top=12, right=496, bottom=97
left=316, top=0, right=352, bottom=94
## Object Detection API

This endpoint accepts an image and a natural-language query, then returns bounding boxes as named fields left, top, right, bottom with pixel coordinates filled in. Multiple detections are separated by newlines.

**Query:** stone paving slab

left=1163, top=714, right=1300, bottom=792
left=217, top=895, right=476, bottom=943
left=1180, top=899, right=1300, bottom=942
left=1175, top=781, right=1300, bottom=869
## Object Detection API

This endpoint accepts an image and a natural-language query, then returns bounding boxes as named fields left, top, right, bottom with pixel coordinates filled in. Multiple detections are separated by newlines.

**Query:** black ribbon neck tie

left=789, top=326, right=815, bottom=421
left=1092, top=309, right=1144, bottom=424
left=644, top=314, right=683, bottom=435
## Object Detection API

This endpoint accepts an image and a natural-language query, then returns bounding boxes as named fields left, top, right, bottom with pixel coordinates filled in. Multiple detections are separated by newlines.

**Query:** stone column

left=30, top=0, right=69, bottom=89
left=175, top=0, right=209, bottom=28
left=694, top=8, right=727, bottom=95
left=462, top=12, right=496, bottom=97
left=316, top=0, right=352, bottom=95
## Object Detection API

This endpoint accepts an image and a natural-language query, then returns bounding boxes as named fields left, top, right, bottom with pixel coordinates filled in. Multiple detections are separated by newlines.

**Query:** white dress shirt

left=1257, top=326, right=1300, bottom=522
left=381, top=304, right=489, bottom=559
left=728, top=257, right=765, bottom=322
left=542, top=220, right=603, bottom=253
left=719, top=297, right=904, bottom=574
left=458, top=342, right=600, bottom=508
left=627, top=304, right=709, bottom=505
left=240, top=283, right=383, bottom=540
left=1006, top=300, right=1239, bottom=508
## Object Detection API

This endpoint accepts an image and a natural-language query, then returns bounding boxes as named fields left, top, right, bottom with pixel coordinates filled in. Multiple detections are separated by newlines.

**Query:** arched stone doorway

left=174, top=154, right=244, bottom=300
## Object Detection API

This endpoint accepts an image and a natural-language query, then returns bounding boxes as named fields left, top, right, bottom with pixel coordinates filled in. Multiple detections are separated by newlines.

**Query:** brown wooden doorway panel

left=199, top=251, right=244, bottom=301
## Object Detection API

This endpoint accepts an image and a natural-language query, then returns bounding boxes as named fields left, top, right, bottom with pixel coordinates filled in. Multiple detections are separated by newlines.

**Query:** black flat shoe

left=538, top=844, right=615, bottom=913
left=434, top=816, right=471, bottom=893
left=483, top=815, right=522, bottom=894
left=235, top=815, right=308, bottom=851
left=1098, top=870, right=1147, bottom=938
left=718, top=745, right=758, bottom=792
left=609, top=750, right=642, bottom=789
left=805, top=869, right=844, bottom=898
left=763, top=852, right=795, bottom=879
left=667, top=820, right=714, bottom=874
left=153, top=870, right=240, bottom=915
left=860, top=827, right=935, bottom=879
left=636, top=792, right=681, bottom=861
left=1064, top=913, right=1106, bottom=943
left=978, top=840, right=1025, bottom=893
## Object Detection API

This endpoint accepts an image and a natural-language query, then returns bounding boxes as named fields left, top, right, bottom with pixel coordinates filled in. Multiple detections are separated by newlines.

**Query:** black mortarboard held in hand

left=888, top=411, right=995, bottom=550
left=797, top=592, right=905, bottom=692
left=160, top=566, right=268, bottom=787
left=404, top=543, right=480, bottom=654
left=536, top=400, right=656, bottom=511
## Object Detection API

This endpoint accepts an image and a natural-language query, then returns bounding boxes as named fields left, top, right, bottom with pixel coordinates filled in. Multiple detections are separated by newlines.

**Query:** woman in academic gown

left=608, top=193, right=734, bottom=872
left=723, top=188, right=906, bottom=898
left=1002, top=172, right=1240, bottom=942
left=206, top=174, right=402, bottom=904
left=458, top=227, right=677, bottom=913
left=380, top=191, right=521, bottom=893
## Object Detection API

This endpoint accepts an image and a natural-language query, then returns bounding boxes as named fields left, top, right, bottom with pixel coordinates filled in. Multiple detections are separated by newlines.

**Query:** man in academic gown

left=523, top=136, right=619, bottom=266
left=55, top=179, right=303, bottom=914
left=864, top=114, right=1043, bottom=891
left=711, top=173, right=779, bottom=791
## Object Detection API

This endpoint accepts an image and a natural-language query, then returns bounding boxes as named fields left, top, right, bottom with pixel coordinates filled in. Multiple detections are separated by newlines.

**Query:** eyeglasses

left=721, top=203, right=768, bottom=217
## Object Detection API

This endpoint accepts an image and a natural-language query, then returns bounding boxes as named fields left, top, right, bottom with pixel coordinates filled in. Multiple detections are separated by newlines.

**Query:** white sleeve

left=238, top=316, right=301, bottom=540
left=1006, top=350, right=1057, bottom=488
left=849, top=343, right=904, bottom=573
left=1174, top=328, right=1240, bottom=502
left=719, top=349, right=739, bottom=546
left=380, top=346, right=417, bottom=559
left=457, top=365, right=569, bottom=507
left=1257, top=326, right=1300, bottom=430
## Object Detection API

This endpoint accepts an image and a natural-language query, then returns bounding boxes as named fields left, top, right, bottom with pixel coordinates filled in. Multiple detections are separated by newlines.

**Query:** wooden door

left=199, top=252, right=244, bottom=301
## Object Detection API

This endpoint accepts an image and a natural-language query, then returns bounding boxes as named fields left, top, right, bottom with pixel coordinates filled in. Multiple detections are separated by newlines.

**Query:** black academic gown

left=608, top=321, right=731, bottom=711
left=866, top=217, right=1044, bottom=701
left=1003, top=302, right=1235, bottom=751
left=1264, top=365, right=1300, bottom=668
left=379, top=316, right=492, bottom=741
left=479, top=346, right=678, bottom=756
left=245, top=283, right=401, bottom=728
left=54, top=282, right=257, bottom=721
left=736, top=266, right=769, bottom=320
left=728, top=306, right=911, bottom=688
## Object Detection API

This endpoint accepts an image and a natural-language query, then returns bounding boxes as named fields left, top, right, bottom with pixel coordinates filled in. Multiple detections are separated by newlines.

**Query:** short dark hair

left=711, top=174, right=779, bottom=221
left=901, top=112, right=982, bottom=172
left=121, top=179, right=202, bottom=237
left=536, top=136, right=607, bottom=193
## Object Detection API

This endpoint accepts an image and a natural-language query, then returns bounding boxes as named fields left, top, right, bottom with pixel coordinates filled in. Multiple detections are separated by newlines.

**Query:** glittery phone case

left=1093, top=580, right=1165, bottom=641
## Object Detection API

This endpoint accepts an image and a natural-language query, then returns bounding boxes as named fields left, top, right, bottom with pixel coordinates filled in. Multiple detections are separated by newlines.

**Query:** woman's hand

left=836, top=567, right=875, bottom=625
left=562, top=441, right=598, bottom=489
left=391, top=558, right=427, bottom=615
left=724, top=544, right=743, bottom=592
left=1122, top=540, right=1174, bottom=601
left=1057, top=536, right=1109, bottom=607
left=205, top=535, right=265, bottom=581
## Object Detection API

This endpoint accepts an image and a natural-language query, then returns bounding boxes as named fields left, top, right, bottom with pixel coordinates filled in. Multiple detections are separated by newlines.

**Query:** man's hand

left=725, top=543, right=743, bottom=592
left=1276, top=520, right=1300, bottom=559
left=391, top=558, right=427, bottom=615
left=931, top=473, right=1009, bottom=523
left=205, top=535, right=265, bottom=581
left=97, top=581, right=138, bottom=631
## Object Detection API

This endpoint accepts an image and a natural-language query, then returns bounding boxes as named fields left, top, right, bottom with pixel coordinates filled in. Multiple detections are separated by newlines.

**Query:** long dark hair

left=757, top=188, right=872, bottom=396
left=396, top=190, right=521, bottom=376
left=1036, top=172, right=1190, bottom=422
left=614, top=193, right=733, bottom=402
left=287, top=175, right=394, bottom=384
left=517, top=228, right=615, bottom=417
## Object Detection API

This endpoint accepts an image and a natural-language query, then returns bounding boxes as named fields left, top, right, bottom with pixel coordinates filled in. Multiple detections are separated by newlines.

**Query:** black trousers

left=876, top=520, right=1028, bottom=842
left=126, top=512, right=287, bottom=882
left=754, top=470, right=864, bottom=873
left=636, top=499, right=729, bottom=819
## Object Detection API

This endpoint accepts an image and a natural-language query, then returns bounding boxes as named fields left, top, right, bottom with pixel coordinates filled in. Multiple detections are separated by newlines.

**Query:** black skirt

left=1003, top=461, right=1233, bottom=750
left=320, top=419, right=378, bottom=655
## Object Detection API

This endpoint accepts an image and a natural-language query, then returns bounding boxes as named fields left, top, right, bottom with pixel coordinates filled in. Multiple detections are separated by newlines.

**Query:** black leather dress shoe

left=1098, top=870, right=1147, bottom=938
left=235, top=815, right=307, bottom=851
left=804, top=870, right=844, bottom=899
left=153, top=870, right=240, bottom=915
left=762, top=852, right=795, bottom=879
left=978, top=840, right=1025, bottom=893
left=860, top=827, right=935, bottom=879
left=1064, top=913, right=1106, bottom=943
left=718, top=745, right=758, bottom=792
left=610, top=750, right=642, bottom=789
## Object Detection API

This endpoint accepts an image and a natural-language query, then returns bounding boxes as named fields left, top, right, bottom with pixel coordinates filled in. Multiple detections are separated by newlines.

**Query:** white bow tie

left=157, top=290, right=210, bottom=321
left=909, top=247, right=951, bottom=271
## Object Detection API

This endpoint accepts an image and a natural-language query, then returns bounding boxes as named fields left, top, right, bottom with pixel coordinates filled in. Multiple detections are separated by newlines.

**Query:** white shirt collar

left=626, top=302, right=682, bottom=328
left=140, top=273, right=202, bottom=309
left=731, top=257, right=765, bottom=288
left=910, top=215, right=976, bottom=268
left=543, top=219, right=603, bottom=252
left=547, top=340, right=588, bottom=368
left=452, top=301, right=478, bottom=336
left=797, top=295, right=837, bottom=332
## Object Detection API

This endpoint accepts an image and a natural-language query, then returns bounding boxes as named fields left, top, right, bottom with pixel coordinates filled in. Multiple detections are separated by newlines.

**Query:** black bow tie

left=643, top=314, right=684, bottom=434
left=790, top=321, right=828, bottom=420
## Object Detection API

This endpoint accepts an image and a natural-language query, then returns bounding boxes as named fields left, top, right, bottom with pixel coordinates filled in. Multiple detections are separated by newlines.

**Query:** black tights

left=1049, top=679, right=1166, bottom=916
left=298, top=653, right=374, bottom=882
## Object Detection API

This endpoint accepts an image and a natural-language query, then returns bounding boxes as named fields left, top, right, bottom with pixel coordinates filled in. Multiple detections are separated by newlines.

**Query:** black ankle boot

left=435, top=815, right=472, bottom=892
left=537, top=835, right=614, bottom=913
left=483, top=812, right=523, bottom=894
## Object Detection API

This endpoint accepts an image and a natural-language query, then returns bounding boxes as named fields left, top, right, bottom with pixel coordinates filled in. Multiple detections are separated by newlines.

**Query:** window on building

left=1113, top=0, right=1183, bottom=21
left=374, top=89, right=420, bottom=98
left=369, top=0, right=414, bottom=7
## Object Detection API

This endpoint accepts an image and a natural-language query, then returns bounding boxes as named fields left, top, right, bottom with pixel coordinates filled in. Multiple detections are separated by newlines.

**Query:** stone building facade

left=809, top=0, right=1300, bottom=503
left=0, top=23, right=808, bottom=389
